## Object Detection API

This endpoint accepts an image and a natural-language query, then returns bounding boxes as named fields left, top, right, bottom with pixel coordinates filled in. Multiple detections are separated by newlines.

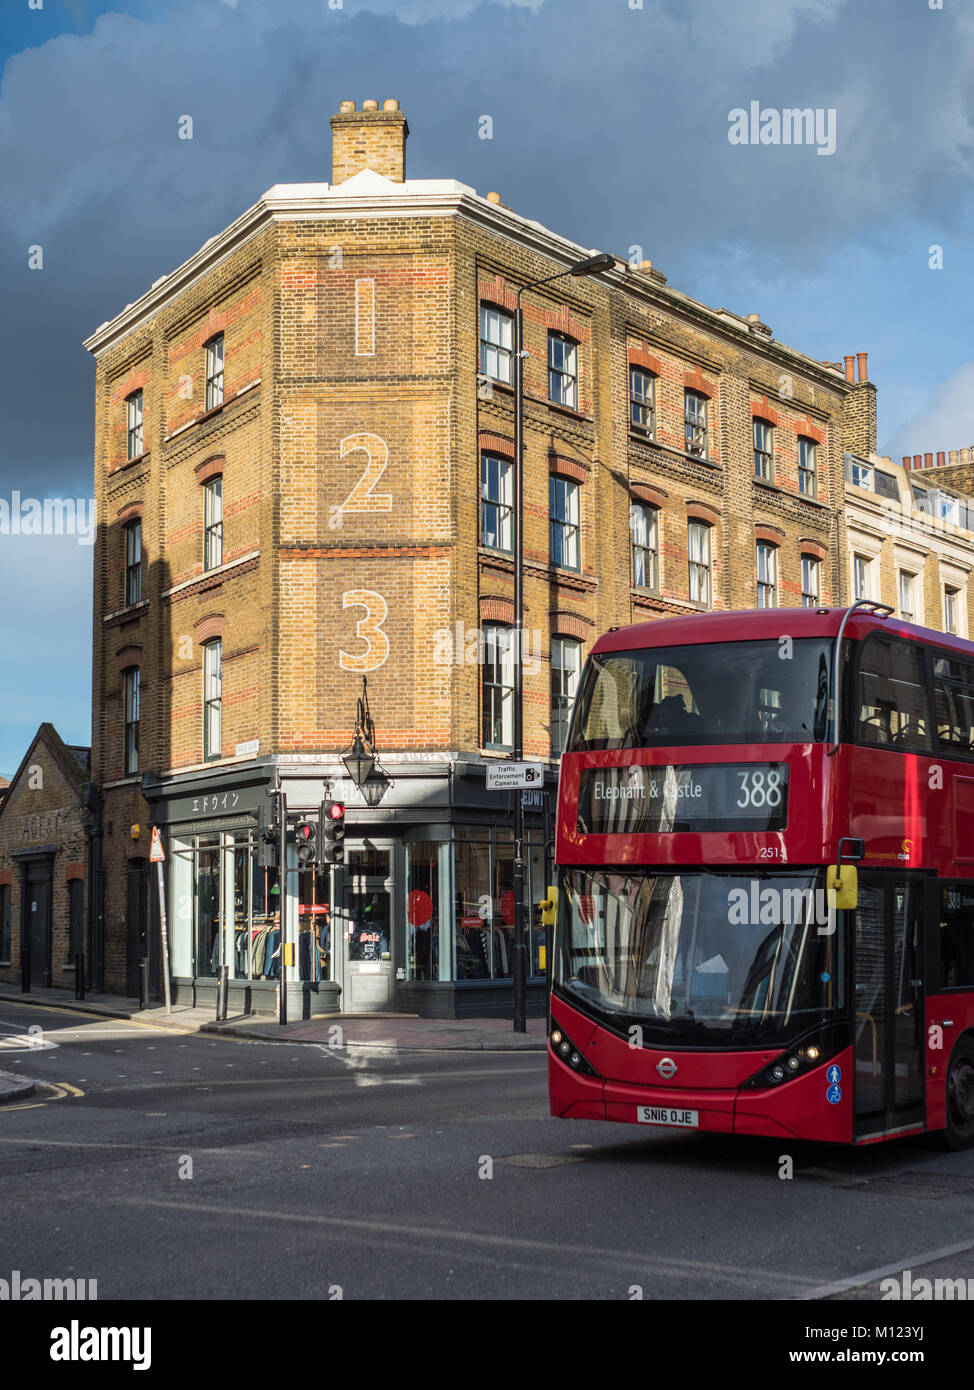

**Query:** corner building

left=85, top=99, right=856, bottom=1017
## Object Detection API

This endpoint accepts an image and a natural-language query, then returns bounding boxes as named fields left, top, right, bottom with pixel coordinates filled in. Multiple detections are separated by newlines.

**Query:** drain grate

left=836, top=1171, right=974, bottom=1200
left=495, top=1153, right=588, bottom=1169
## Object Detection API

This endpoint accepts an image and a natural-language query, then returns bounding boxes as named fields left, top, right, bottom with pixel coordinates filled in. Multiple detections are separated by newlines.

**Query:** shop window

left=405, top=841, right=451, bottom=982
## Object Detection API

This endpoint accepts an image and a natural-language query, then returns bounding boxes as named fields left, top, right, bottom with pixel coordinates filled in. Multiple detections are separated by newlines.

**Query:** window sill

left=479, top=378, right=514, bottom=397
left=545, top=400, right=590, bottom=422
left=108, top=451, right=150, bottom=479
left=164, top=381, right=260, bottom=444
left=103, top=599, right=149, bottom=624
left=754, top=477, right=828, bottom=508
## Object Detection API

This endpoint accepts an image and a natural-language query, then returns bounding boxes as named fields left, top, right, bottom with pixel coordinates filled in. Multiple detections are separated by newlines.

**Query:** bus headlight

left=548, top=1019, right=601, bottom=1078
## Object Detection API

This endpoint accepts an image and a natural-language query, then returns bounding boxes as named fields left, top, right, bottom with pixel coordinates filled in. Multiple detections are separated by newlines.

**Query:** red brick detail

left=115, top=644, right=142, bottom=677
left=194, top=614, right=225, bottom=644
left=280, top=546, right=450, bottom=560
left=627, top=344, right=662, bottom=375
left=800, top=539, right=828, bottom=561
left=683, top=367, right=716, bottom=399
left=478, top=279, right=518, bottom=314
left=755, top=524, right=785, bottom=545
left=109, top=364, right=151, bottom=408
left=548, top=454, right=590, bottom=483
left=65, top=862, right=84, bottom=882
left=117, top=502, right=143, bottom=524
left=750, top=397, right=780, bottom=426
left=797, top=417, right=825, bottom=445
left=550, top=612, right=592, bottom=640
left=630, top=482, right=666, bottom=508
left=195, top=454, right=226, bottom=483
left=480, top=597, right=515, bottom=624
left=0, top=869, right=11, bottom=887
left=479, top=432, right=515, bottom=459
left=686, top=501, right=720, bottom=525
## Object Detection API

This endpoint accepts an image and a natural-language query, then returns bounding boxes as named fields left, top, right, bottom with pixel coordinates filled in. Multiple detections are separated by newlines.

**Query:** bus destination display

left=576, top=763, right=789, bottom=834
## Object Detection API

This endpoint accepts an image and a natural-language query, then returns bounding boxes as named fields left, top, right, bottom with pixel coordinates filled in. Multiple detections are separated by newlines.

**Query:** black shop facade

left=138, top=753, right=554, bottom=1019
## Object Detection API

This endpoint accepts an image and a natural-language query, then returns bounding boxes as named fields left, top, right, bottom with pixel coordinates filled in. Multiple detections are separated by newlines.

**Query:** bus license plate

left=636, top=1106, right=699, bottom=1128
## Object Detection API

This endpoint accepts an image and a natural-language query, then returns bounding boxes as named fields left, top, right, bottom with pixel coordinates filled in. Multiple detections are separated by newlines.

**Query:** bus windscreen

left=567, top=638, right=832, bottom=750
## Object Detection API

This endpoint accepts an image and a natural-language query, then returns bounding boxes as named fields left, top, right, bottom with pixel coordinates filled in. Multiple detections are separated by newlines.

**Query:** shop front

left=141, top=755, right=553, bottom=1019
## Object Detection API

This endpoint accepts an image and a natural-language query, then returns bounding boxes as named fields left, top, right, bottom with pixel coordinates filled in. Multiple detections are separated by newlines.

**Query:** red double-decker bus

left=548, top=601, right=974, bottom=1147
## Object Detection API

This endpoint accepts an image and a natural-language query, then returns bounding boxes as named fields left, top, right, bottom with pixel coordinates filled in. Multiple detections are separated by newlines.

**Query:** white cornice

left=82, top=171, right=851, bottom=389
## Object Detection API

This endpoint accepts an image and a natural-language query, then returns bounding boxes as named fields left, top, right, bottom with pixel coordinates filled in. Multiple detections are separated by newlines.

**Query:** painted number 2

left=337, top=433, right=393, bottom=516
left=340, top=590, right=389, bottom=672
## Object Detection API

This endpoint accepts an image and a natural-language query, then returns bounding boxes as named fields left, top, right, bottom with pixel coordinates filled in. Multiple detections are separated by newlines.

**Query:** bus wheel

left=942, top=1040, right=974, bottom=1151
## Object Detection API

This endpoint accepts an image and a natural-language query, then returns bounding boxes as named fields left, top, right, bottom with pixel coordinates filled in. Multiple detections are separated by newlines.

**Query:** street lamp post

left=511, top=251, right=616, bottom=1032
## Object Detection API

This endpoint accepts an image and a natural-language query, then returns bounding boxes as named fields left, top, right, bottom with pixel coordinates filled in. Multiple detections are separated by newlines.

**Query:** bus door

left=853, top=875, right=925, bottom=1140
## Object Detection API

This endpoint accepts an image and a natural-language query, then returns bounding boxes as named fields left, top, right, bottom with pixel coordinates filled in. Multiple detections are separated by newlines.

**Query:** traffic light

left=320, top=799, right=346, bottom=865
left=294, top=816, right=318, bottom=867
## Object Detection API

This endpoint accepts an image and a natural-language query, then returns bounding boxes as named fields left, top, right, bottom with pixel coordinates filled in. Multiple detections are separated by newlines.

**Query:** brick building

left=845, top=410, right=974, bottom=636
left=84, top=98, right=861, bottom=1017
left=0, top=725, right=90, bottom=992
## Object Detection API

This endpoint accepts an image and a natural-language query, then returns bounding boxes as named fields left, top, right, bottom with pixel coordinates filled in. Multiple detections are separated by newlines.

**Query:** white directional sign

left=486, top=761, right=545, bottom=791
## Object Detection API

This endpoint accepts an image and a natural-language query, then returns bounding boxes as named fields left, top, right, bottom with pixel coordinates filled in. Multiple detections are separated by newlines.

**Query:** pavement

left=0, top=981, right=547, bottom=1075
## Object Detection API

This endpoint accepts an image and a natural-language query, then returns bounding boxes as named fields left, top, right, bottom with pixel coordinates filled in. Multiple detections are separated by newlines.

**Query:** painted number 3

left=340, top=590, right=389, bottom=672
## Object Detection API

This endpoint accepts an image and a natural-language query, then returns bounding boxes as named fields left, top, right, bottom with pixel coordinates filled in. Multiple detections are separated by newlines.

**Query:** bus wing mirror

left=539, top=886, right=559, bottom=928
left=827, top=864, right=858, bottom=911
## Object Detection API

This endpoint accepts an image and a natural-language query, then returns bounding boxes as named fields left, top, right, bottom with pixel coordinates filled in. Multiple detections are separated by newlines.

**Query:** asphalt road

left=2, top=1000, right=974, bottom=1302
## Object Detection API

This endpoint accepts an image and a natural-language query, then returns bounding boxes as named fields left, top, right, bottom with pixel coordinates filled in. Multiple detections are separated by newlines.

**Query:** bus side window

left=857, top=636, right=931, bottom=751
left=933, top=656, right=974, bottom=752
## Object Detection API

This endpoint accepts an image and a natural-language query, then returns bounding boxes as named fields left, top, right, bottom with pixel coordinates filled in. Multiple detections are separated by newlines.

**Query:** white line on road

left=799, top=1237, right=974, bottom=1299
left=105, top=1195, right=810, bottom=1290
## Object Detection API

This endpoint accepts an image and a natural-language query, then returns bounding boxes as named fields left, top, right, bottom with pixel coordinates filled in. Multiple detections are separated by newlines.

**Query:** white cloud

left=887, top=363, right=974, bottom=461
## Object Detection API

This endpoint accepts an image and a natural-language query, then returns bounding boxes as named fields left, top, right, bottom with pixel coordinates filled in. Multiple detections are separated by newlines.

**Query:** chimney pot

left=844, top=355, right=855, bottom=382
left=383, top=99, right=400, bottom=111
left=362, top=99, right=379, bottom=111
left=639, top=259, right=653, bottom=270
left=937, top=451, right=946, bottom=467
left=924, top=453, right=934, bottom=468
left=913, top=454, right=923, bottom=469
left=949, top=450, right=959, bottom=464
left=857, top=351, right=868, bottom=382
left=902, top=455, right=911, bottom=469
left=486, top=191, right=502, bottom=205
left=747, top=313, right=760, bottom=323
left=339, top=100, right=356, bottom=113
left=962, top=449, right=971, bottom=464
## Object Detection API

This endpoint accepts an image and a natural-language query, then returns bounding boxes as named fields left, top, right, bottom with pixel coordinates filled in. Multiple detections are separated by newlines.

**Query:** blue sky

left=2, top=0, right=973, bottom=777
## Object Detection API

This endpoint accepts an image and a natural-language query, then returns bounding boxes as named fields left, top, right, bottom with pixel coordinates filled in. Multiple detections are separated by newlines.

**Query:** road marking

left=799, top=1237, right=974, bottom=1299
left=107, top=1196, right=811, bottom=1289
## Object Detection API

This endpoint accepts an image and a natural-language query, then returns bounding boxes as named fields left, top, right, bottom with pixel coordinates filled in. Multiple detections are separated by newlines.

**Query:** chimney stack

left=330, top=98, right=409, bottom=184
